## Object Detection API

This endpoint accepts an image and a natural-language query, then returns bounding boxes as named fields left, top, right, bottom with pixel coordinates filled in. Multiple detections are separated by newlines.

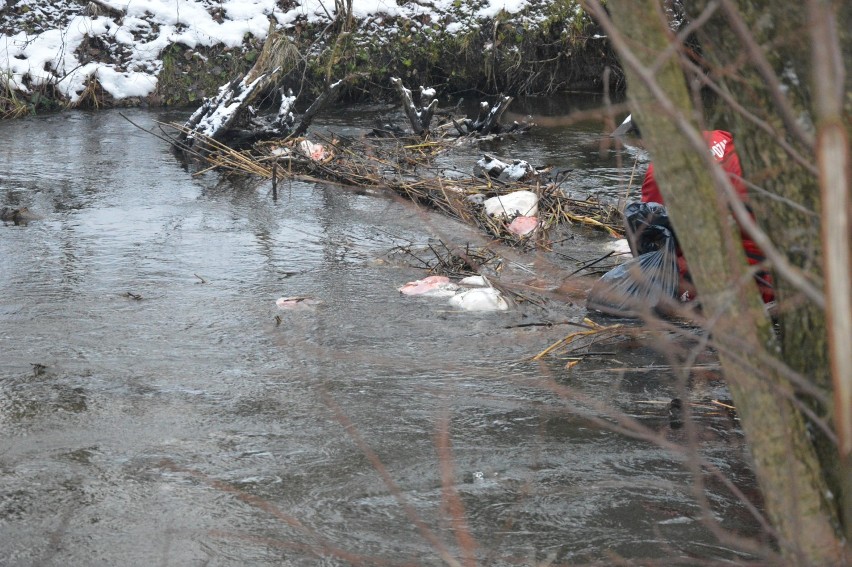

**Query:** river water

left=1, top=100, right=763, bottom=565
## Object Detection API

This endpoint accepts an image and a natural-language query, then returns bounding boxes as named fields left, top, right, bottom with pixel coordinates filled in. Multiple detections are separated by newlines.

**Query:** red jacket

left=641, top=130, right=774, bottom=302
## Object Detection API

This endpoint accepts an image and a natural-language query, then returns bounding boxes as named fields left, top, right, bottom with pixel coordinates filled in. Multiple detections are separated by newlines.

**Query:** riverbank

left=0, top=0, right=619, bottom=116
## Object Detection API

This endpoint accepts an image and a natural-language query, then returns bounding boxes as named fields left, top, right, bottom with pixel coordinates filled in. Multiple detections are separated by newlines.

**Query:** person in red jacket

left=640, top=130, right=775, bottom=303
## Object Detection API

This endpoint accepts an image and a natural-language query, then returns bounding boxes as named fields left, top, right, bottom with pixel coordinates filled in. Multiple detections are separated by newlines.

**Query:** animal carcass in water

left=483, top=191, right=539, bottom=219
left=449, top=287, right=509, bottom=311
left=398, top=275, right=460, bottom=297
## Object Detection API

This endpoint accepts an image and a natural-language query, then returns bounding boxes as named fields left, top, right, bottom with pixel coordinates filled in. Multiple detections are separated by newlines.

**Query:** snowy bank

left=0, top=0, right=610, bottom=111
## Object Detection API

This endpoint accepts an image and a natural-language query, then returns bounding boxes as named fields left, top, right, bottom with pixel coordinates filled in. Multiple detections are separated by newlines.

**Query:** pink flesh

left=508, top=215, right=537, bottom=235
left=398, top=275, right=451, bottom=295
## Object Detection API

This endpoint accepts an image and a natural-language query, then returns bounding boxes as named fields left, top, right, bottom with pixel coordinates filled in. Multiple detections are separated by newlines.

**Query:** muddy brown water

left=1, top=100, right=763, bottom=566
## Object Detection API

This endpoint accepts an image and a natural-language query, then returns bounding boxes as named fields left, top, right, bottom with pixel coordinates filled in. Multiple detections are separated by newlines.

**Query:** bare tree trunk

left=390, top=77, right=438, bottom=135
left=593, top=0, right=845, bottom=562
left=809, top=0, right=852, bottom=542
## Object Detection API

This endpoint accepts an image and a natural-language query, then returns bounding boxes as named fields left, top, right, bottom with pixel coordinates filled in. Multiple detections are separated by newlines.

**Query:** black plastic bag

left=624, top=201, right=677, bottom=255
left=587, top=225, right=679, bottom=317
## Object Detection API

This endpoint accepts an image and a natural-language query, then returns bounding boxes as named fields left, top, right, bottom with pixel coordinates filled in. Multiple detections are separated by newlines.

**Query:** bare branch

left=717, top=0, right=815, bottom=150
left=435, top=411, right=478, bottom=567
left=680, top=56, right=819, bottom=176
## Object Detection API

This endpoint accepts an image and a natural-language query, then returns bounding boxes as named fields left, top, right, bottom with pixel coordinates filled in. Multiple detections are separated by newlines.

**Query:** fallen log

left=181, top=71, right=278, bottom=146
left=216, top=87, right=297, bottom=148
left=178, top=23, right=306, bottom=151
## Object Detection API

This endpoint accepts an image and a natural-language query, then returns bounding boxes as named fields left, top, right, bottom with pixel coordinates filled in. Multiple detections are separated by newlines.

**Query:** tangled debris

left=389, top=240, right=502, bottom=279
left=165, top=113, right=624, bottom=249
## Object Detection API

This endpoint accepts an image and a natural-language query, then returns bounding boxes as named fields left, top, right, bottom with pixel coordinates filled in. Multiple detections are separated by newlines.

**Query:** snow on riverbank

left=0, top=0, right=554, bottom=104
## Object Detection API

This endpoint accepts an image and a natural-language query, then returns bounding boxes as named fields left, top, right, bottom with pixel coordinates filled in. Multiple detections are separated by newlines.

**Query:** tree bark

left=474, top=95, right=512, bottom=135
left=684, top=0, right=851, bottom=546
left=809, top=0, right=852, bottom=543
left=598, top=0, right=844, bottom=562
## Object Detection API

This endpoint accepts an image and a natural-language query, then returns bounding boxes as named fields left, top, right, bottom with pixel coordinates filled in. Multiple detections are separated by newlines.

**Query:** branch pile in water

left=163, top=114, right=624, bottom=247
